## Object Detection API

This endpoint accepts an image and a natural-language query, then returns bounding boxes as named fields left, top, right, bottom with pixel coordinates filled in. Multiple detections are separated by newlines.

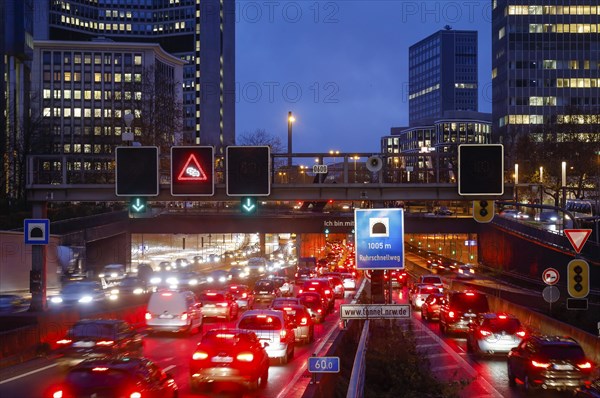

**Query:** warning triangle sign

left=177, top=154, right=208, bottom=181
left=564, top=229, right=592, bottom=253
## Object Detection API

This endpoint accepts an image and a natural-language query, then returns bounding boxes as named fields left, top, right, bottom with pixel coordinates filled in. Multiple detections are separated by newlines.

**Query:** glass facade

left=492, top=0, right=600, bottom=145
left=409, top=29, right=478, bottom=124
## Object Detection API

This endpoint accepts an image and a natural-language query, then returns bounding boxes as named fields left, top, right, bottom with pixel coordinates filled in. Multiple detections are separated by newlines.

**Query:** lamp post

left=287, top=111, right=295, bottom=167
left=352, top=155, right=359, bottom=183
left=514, top=163, right=519, bottom=204
left=561, top=161, right=567, bottom=207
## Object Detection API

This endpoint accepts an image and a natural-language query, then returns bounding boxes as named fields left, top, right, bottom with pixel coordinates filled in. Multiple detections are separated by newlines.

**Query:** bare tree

left=238, top=129, right=284, bottom=153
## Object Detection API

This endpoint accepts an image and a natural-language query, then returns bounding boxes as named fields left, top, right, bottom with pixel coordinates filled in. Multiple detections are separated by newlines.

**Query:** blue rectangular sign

left=24, top=219, right=50, bottom=245
left=354, top=208, right=404, bottom=270
left=307, top=356, right=340, bottom=373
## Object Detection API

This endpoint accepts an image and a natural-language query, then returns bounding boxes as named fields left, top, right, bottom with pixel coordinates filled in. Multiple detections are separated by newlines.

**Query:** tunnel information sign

left=354, top=208, right=404, bottom=270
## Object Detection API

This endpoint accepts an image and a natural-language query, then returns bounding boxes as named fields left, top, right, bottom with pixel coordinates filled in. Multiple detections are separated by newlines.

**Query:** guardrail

left=346, top=320, right=370, bottom=398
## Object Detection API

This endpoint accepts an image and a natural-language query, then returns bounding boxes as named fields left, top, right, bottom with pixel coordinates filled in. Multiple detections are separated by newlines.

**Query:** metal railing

left=346, top=320, right=370, bottom=398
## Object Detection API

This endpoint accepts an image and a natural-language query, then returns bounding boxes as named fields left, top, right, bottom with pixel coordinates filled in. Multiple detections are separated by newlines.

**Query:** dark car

left=189, top=329, right=269, bottom=392
left=227, top=284, right=254, bottom=309
left=55, top=319, right=144, bottom=371
left=385, top=269, right=408, bottom=288
left=47, top=357, right=177, bottom=398
left=271, top=303, right=314, bottom=344
left=507, top=335, right=595, bottom=393
left=252, top=279, right=281, bottom=305
left=0, top=294, right=28, bottom=313
left=434, top=206, right=453, bottom=216
left=294, top=267, right=314, bottom=283
left=299, top=279, right=334, bottom=312
left=439, top=291, right=490, bottom=335
left=198, top=290, right=239, bottom=321
left=420, top=292, right=445, bottom=321
left=115, top=276, right=149, bottom=297
left=466, top=313, right=526, bottom=356
left=297, top=292, right=326, bottom=323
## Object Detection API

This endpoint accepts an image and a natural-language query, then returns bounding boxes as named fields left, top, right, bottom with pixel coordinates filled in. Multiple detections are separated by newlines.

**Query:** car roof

left=241, top=309, right=285, bottom=318
left=480, top=312, right=518, bottom=320
left=529, top=335, right=580, bottom=346
left=75, top=319, right=125, bottom=326
left=74, top=357, right=148, bottom=371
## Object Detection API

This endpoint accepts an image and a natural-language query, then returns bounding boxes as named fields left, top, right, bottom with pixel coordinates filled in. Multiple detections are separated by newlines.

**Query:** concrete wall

left=0, top=231, right=61, bottom=292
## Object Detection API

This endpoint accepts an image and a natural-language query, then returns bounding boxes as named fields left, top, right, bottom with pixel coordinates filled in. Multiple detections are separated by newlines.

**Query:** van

left=145, top=290, right=203, bottom=334
left=98, top=264, right=126, bottom=282
left=246, top=257, right=267, bottom=276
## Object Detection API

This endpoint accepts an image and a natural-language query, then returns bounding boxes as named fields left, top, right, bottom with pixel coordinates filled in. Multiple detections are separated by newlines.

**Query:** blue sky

left=235, top=0, right=492, bottom=153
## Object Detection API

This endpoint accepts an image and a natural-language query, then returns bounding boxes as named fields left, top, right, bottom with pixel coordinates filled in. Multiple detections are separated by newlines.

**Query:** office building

left=409, top=28, right=478, bottom=125
left=492, top=1, right=600, bottom=146
left=34, top=0, right=235, bottom=152
left=1, top=0, right=34, bottom=200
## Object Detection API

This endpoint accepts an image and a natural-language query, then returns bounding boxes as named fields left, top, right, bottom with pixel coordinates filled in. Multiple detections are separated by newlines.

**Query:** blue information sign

left=24, top=219, right=50, bottom=245
left=307, top=356, right=340, bottom=373
left=354, top=208, right=404, bottom=270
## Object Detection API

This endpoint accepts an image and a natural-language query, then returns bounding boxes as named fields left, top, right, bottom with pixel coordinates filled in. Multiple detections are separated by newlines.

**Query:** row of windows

left=455, top=83, right=477, bottom=89
left=529, top=24, right=600, bottom=34
left=43, top=72, right=142, bottom=83
left=409, top=84, right=440, bottom=100
left=509, top=5, right=600, bottom=15
left=511, top=60, right=600, bottom=70
left=510, top=96, right=557, bottom=106
left=43, top=107, right=142, bottom=118
left=43, top=89, right=142, bottom=101
left=511, top=78, right=600, bottom=88
left=43, top=52, right=143, bottom=66
left=48, top=125, right=142, bottom=136
left=498, top=114, right=600, bottom=126
left=58, top=15, right=192, bottom=33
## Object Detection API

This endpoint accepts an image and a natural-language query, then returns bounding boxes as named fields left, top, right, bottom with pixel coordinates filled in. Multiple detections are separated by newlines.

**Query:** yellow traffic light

left=473, top=200, right=494, bottom=223
left=567, top=259, right=589, bottom=298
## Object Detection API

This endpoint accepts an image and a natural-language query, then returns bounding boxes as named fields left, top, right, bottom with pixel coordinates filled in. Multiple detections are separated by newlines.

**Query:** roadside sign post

left=308, top=355, right=340, bottom=385
left=340, top=304, right=411, bottom=320
left=542, top=268, right=560, bottom=286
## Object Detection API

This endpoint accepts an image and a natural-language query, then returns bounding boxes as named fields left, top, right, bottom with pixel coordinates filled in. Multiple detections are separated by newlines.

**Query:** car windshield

left=421, top=277, right=441, bottom=284
left=540, top=345, right=586, bottom=360
left=238, top=315, right=282, bottom=330
left=62, top=284, right=98, bottom=293
left=70, top=323, right=116, bottom=339
left=451, top=294, right=489, bottom=312
left=118, top=278, right=140, bottom=287
left=482, top=318, right=521, bottom=333
left=200, top=293, right=226, bottom=302
left=66, top=369, right=134, bottom=391
left=255, top=281, right=274, bottom=290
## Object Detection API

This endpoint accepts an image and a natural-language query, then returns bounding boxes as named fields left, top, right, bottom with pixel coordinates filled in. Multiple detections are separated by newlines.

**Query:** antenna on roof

left=444, top=25, right=452, bottom=30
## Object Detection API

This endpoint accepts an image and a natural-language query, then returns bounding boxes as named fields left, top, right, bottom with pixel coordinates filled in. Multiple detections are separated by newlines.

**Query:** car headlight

left=133, top=288, right=144, bottom=295
left=110, top=289, right=119, bottom=295
left=110, top=272, right=118, bottom=278
left=550, top=216, right=557, bottom=221
left=259, top=267, right=265, bottom=272
left=207, top=277, right=214, bottom=283
left=188, top=279, right=198, bottom=286
left=166, top=277, right=178, bottom=285
left=98, top=273, right=106, bottom=278
left=150, top=277, right=161, bottom=284
left=78, top=296, right=93, bottom=303
left=51, top=297, right=63, bottom=303
left=218, top=276, right=226, bottom=283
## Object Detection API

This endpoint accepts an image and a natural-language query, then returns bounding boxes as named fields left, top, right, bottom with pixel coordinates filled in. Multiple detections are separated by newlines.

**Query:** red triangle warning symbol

left=177, top=154, right=208, bottom=181
left=564, top=229, right=592, bottom=253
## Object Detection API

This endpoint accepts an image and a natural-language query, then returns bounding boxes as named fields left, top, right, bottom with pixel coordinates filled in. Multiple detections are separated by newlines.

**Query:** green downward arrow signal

left=242, top=197, right=256, bottom=213
left=132, top=198, right=145, bottom=212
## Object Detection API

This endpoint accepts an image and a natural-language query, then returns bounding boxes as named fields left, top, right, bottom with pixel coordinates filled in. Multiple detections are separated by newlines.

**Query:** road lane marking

left=0, top=363, right=57, bottom=385
left=163, top=365, right=176, bottom=372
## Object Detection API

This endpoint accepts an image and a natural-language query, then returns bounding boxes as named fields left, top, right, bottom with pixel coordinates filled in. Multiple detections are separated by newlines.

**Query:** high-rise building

left=409, top=28, right=478, bottom=125
left=34, top=0, right=235, bottom=153
left=492, top=1, right=600, bottom=146
left=1, top=0, right=34, bottom=201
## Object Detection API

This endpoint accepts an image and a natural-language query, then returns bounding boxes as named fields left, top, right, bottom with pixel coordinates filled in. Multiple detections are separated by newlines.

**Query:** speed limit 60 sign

left=307, top=356, right=340, bottom=373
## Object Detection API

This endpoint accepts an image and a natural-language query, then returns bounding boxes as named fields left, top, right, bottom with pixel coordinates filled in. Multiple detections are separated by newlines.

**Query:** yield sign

left=177, top=154, right=208, bottom=181
left=564, top=229, right=592, bottom=253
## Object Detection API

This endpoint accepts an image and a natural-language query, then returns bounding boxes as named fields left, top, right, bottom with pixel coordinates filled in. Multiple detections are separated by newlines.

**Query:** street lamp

left=352, top=155, right=360, bottom=183
left=287, top=111, right=295, bottom=167
left=514, top=163, right=519, bottom=204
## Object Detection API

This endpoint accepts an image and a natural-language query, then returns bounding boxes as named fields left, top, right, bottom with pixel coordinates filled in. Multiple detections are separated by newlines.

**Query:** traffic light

left=473, top=200, right=495, bottom=223
left=129, top=197, right=148, bottom=216
left=171, top=146, right=214, bottom=196
left=30, top=270, right=42, bottom=294
left=240, top=197, right=258, bottom=214
left=226, top=146, right=271, bottom=196
left=115, top=146, right=159, bottom=196
left=567, top=259, right=589, bottom=298
left=458, top=144, right=504, bottom=196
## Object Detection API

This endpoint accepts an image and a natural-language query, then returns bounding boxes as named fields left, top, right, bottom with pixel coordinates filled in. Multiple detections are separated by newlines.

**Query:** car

left=439, top=291, right=490, bottom=335
left=252, top=279, right=281, bottom=305
left=270, top=276, right=294, bottom=297
left=98, top=263, right=126, bottom=282
left=271, top=297, right=302, bottom=308
left=206, top=269, right=231, bottom=285
left=536, top=210, right=560, bottom=223
left=270, top=303, right=314, bottom=344
left=0, top=294, right=28, bottom=313
left=228, top=266, right=247, bottom=280
left=176, top=271, right=203, bottom=288
left=227, top=284, right=254, bottom=309
left=189, top=329, right=269, bottom=392
left=434, top=206, right=453, bottom=216
left=385, top=269, right=408, bottom=288
left=420, top=292, right=445, bottom=322
left=145, top=290, right=203, bottom=334
left=55, top=319, right=144, bottom=371
left=417, top=274, right=444, bottom=288
left=148, top=271, right=181, bottom=290
left=299, top=279, right=334, bottom=312
left=48, top=357, right=178, bottom=398
left=408, top=284, right=443, bottom=309
left=466, top=313, right=526, bottom=356
left=340, top=272, right=357, bottom=290
left=500, top=209, right=529, bottom=219
left=507, top=335, right=595, bottom=393
left=294, top=267, right=315, bottom=283
left=575, top=376, right=600, bottom=397
left=245, top=257, right=268, bottom=276
left=296, top=292, right=326, bottom=324
left=236, top=309, right=295, bottom=365
left=198, top=290, right=239, bottom=321
left=321, top=274, right=345, bottom=298
left=457, top=264, right=476, bottom=279
left=114, top=276, right=150, bottom=296
left=49, top=281, right=108, bottom=307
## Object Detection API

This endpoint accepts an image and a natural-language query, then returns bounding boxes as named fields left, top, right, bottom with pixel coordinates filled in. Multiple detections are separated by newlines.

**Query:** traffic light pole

left=29, top=202, right=48, bottom=312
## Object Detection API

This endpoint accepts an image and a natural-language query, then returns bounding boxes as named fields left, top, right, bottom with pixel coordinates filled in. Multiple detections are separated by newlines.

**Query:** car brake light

left=129, top=392, right=142, bottom=398
left=498, top=314, right=507, bottom=319
left=92, top=367, right=109, bottom=372
left=241, top=293, right=247, bottom=298
left=192, top=351, right=209, bottom=360
left=237, top=352, right=254, bottom=362
left=298, top=289, right=303, bottom=294
left=516, top=330, right=526, bottom=337
left=96, top=340, right=114, bottom=346
left=181, top=312, right=188, bottom=320
left=448, top=311, right=455, bottom=318
left=465, top=292, right=474, bottom=296
left=52, top=390, right=64, bottom=398
left=56, top=339, right=72, bottom=345
left=479, top=329, right=492, bottom=337
left=324, top=290, right=331, bottom=295
left=300, top=317, right=308, bottom=325
left=577, top=361, right=592, bottom=369
left=217, top=302, right=228, bottom=307
left=283, top=307, right=292, bottom=311
left=145, top=312, right=152, bottom=320
left=531, top=360, right=551, bottom=368
left=317, top=309, right=322, bottom=313
left=161, top=292, right=172, bottom=297
left=280, top=330, right=287, bottom=339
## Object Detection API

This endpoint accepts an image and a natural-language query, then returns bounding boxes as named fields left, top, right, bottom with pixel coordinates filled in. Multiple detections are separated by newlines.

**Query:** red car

left=190, top=329, right=269, bottom=392
left=420, top=292, right=445, bottom=321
